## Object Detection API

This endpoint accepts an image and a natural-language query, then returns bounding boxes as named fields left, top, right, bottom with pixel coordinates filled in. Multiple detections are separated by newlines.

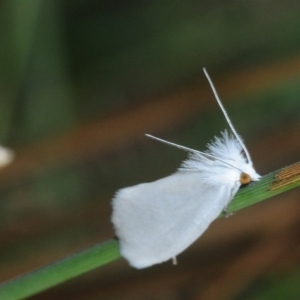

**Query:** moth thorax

left=240, top=172, right=251, bottom=185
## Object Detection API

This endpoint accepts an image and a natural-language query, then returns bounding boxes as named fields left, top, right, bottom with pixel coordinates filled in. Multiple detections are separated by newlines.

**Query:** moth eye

left=240, top=173, right=251, bottom=185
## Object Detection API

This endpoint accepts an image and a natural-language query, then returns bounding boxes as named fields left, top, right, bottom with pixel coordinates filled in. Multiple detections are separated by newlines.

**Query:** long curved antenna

left=203, top=68, right=252, bottom=165
left=145, top=134, right=244, bottom=172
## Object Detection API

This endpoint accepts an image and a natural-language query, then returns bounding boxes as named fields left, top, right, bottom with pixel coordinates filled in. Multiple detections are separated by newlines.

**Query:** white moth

left=111, top=68, right=260, bottom=269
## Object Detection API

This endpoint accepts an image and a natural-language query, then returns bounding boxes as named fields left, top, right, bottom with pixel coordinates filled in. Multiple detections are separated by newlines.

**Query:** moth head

left=239, top=172, right=251, bottom=185
left=239, top=163, right=260, bottom=185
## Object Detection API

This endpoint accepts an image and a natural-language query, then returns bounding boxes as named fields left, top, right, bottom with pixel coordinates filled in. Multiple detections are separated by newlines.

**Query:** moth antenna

left=146, top=134, right=202, bottom=154
left=203, top=68, right=252, bottom=165
left=145, top=134, right=244, bottom=172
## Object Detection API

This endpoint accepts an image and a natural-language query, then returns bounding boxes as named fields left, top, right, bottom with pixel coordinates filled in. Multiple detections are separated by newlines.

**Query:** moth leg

left=222, top=200, right=235, bottom=218
left=223, top=182, right=240, bottom=217
left=222, top=207, right=234, bottom=218
left=172, top=257, right=177, bottom=265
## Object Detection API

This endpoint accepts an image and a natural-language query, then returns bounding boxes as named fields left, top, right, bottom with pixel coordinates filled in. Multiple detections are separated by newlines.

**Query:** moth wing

left=112, top=171, right=239, bottom=268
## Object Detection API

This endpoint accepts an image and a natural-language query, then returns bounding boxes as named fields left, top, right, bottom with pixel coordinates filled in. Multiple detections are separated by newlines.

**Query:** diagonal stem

left=0, top=162, right=299, bottom=300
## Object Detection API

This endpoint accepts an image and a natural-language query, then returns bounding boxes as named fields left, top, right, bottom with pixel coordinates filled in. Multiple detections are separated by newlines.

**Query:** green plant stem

left=229, top=168, right=300, bottom=213
left=0, top=239, right=120, bottom=300
left=0, top=164, right=300, bottom=300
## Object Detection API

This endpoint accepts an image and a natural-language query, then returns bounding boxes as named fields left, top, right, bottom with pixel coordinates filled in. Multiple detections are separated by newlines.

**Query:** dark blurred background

left=1, top=1, right=300, bottom=299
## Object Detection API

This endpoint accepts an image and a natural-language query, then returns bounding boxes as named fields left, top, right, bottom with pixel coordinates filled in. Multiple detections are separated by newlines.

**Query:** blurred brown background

left=1, top=1, right=300, bottom=299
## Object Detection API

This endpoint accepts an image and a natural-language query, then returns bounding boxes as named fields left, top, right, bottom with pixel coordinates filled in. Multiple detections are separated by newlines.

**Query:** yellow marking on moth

left=270, top=162, right=300, bottom=191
